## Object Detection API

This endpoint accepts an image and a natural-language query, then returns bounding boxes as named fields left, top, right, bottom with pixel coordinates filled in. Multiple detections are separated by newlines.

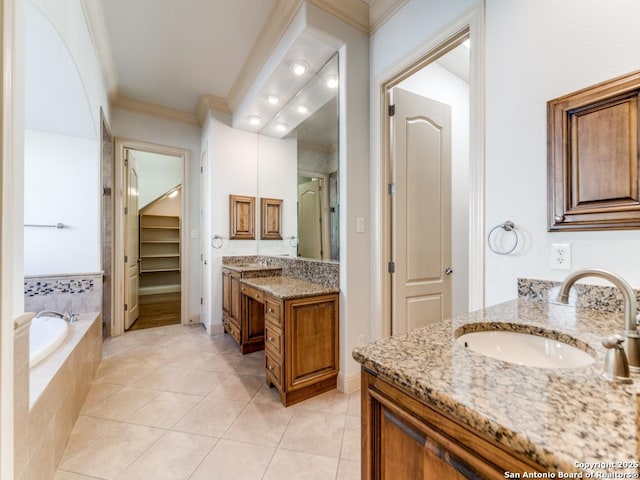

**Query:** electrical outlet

left=551, top=243, right=571, bottom=270
left=357, top=334, right=365, bottom=346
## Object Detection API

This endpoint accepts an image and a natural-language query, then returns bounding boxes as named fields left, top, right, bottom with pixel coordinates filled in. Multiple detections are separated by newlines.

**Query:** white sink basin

left=456, top=330, right=595, bottom=369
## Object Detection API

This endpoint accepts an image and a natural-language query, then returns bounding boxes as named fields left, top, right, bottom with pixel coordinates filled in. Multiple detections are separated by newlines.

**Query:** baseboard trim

left=139, top=285, right=181, bottom=296
left=209, top=322, right=224, bottom=336
left=337, top=370, right=361, bottom=394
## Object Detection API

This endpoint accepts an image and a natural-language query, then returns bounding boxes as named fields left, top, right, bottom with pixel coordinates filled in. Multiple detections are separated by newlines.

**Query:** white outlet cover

left=551, top=243, right=571, bottom=270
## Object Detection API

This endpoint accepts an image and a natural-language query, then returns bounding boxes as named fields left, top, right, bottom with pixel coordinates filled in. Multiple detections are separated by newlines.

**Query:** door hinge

left=124, top=303, right=128, bottom=311
left=389, top=104, right=395, bottom=116
left=124, top=150, right=129, bottom=164
left=124, top=206, right=128, bottom=215
left=124, top=255, right=128, bottom=263
left=102, top=186, right=112, bottom=196
left=200, top=254, right=203, bottom=261
left=388, top=261, right=396, bottom=274
left=200, top=166, right=203, bottom=173
left=200, top=297, right=203, bottom=305
left=388, top=183, right=395, bottom=195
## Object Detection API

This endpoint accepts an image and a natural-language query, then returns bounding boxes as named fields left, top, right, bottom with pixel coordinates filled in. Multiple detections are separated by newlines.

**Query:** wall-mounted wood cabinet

left=260, top=197, right=283, bottom=240
left=229, top=195, right=255, bottom=239
left=548, top=70, right=640, bottom=231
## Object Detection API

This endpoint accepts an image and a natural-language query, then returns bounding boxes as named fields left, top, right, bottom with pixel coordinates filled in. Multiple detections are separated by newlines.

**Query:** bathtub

left=29, top=316, right=69, bottom=368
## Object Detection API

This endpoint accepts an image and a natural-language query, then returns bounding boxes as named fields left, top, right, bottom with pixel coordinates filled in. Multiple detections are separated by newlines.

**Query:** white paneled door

left=124, top=151, right=140, bottom=329
left=392, top=88, right=452, bottom=334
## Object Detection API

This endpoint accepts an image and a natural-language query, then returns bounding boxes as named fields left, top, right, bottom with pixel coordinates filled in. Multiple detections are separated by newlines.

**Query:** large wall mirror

left=257, top=54, right=339, bottom=261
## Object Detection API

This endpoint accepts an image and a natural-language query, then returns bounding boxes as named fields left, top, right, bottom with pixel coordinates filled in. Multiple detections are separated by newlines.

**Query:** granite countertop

left=222, top=263, right=282, bottom=273
left=240, top=276, right=339, bottom=299
left=352, top=298, right=639, bottom=474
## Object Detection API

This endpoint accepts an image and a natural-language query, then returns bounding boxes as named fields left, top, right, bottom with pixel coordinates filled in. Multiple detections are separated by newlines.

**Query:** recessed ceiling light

left=290, top=61, right=308, bottom=76
left=248, top=116, right=261, bottom=126
left=267, top=95, right=279, bottom=105
left=326, top=75, right=338, bottom=89
left=168, top=190, right=178, bottom=199
left=276, top=123, right=288, bottom=132
left=297, top=105, right=308, bottom=114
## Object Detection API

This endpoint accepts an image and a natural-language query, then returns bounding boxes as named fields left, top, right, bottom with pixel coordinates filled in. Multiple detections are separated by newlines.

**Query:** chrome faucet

left=557, top=269, right=640, bottom=372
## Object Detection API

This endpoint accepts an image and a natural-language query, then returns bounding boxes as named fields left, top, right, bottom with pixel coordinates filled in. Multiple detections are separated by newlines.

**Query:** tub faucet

left=557, top=269, right=640, bottom=372
left=35, top=310, right=76, bottom=322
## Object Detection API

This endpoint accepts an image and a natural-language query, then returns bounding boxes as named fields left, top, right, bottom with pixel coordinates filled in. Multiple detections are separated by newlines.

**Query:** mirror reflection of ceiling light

left=168, top=190, right=178, bottom=199
left=248, top=115, right=261, bottom=126
left=325, top=75, right=338, bottom=89
left=276, top=123, right=288, bottom=132
left=290, top=61, right=308, bottom=76
left=297, top=105, right=308, bottom=114
left=267, top=95, right=279, bottom=105
left=463, top=39, right=471, bottom=49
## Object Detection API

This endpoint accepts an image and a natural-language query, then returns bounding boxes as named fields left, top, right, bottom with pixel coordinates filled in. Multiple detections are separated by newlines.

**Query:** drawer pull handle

left=268, top=365, right=274, bottom=371
left=268, top=337, right=274, bottom=342
left=268, top=308, right=273, bottom=313
left=242, top=287, right=245, bottom=291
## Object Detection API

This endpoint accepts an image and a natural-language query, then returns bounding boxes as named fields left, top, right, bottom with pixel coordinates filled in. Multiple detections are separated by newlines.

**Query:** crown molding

left=112, top=95, right=199, bottom=126
left=368, top=0, right=408, bottom=34
left=195, top=95, right=231, bottom=124
left=80, top=0, right=119, bottom=101
left=308, top=0, right=369, bottom=34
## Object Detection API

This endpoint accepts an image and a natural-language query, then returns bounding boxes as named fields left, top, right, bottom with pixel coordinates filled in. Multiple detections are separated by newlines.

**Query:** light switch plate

left=356, top=217, right=365, bottom=233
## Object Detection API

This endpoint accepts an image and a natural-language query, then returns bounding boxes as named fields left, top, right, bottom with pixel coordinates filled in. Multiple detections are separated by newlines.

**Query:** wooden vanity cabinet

left=361, top=369, right=544, bottom=479
left=265, top=293, right=339, bottom=407
left=221, top=268, right=252, bottom=350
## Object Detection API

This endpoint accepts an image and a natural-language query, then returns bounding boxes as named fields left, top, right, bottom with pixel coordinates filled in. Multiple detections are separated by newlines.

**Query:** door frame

left=374, top=4, right=485, bottom=338
left=113, top=138, right=190, bottom=336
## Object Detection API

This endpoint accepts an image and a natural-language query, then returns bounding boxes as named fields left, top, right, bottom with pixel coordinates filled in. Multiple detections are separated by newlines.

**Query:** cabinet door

left=286, top=295, right=338, bottom=389
left=230, top=273, right=241, bottom=324
left=243, top=297, right=265, bottom=343
left=222, top=270, right=231, bottom=315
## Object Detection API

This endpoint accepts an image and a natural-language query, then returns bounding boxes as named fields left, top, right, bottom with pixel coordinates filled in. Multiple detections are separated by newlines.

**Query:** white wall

left=374, top=0, right=640, bottom=313
left=111, top=108, right=202, bottom=322
left=24, top=130, right=99, bottom=275
left=398, top=61, right=470, bottom=316
left=133, top=150, right=183, bottom=209
left=484, top=0, right=640, bottom=305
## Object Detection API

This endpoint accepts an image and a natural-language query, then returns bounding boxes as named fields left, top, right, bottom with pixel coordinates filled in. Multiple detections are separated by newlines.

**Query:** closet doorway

left=112, top=139, right=190, bottom=336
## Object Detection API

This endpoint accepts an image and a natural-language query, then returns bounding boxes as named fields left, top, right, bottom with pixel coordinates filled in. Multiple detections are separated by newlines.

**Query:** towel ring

left=211, top=235, right=223, bottom=249
left=487, top=221, right=518, bottom=255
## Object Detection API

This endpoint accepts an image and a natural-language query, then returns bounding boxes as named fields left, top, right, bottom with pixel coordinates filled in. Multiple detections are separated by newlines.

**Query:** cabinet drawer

left=240, top=284, right=264, bottom=303
left=265, top=354, right=282, bottom=389
left=265, top=323, right=283, bottom=358
left=265, top=296, right=283, bottom=326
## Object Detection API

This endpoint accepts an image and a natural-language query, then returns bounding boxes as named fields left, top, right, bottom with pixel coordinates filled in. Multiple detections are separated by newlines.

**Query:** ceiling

left=101, top=0, right=278, bottom=113
left=93, top=0, right=397, bottom=123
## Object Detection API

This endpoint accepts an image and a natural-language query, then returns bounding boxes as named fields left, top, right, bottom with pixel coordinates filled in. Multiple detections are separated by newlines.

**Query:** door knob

left=445, top=267, right=453, bottom=275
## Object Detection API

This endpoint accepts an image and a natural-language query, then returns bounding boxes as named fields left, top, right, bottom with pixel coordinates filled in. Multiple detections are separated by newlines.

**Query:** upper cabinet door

left=548, top=70, right=640, bottom=231
left=229, top=194, right=256, bottom=240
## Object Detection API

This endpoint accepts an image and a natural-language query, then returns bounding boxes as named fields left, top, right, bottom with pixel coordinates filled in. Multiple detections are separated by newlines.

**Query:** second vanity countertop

left=352, top=298, right=639, bottom=474
left=240, top=276, right=339, bottom=300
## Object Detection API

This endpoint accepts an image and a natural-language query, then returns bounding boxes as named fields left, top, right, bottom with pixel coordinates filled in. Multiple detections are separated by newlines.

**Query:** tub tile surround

left=353, top=298, right=638, bottom=475
left=23, top=313, right=101, bottom=480
left=14, top=313, right=34, bottom=480
left=223, top=255, right=339, bottom=289
left=24, top=272, right=102, bottom=315
left=54, top=325, right=359, bottom=479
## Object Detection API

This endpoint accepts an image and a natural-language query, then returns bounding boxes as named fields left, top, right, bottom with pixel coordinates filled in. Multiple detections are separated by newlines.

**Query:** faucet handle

left=602, top=334, right=633, bottom=384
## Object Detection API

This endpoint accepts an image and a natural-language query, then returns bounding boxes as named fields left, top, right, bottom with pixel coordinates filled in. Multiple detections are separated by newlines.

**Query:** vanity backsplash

left=223, top=255, right=339, bottom=289
left=518, top=278, right=640, bottom=314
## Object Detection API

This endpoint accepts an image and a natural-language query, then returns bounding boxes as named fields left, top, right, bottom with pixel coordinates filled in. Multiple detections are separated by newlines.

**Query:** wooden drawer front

left=264, top=323, right=283, bottom=358
left=227, top=318, right=240, bottom=344
left=265, top=354, right=282, bottom=388
left=240, top=284, right=263, bottom=303
left=265, top=296, right=283, bottom=326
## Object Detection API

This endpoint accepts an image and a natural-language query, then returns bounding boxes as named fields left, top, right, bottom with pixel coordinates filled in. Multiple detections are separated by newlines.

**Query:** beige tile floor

left=54, top=324, right=361, bottom=480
